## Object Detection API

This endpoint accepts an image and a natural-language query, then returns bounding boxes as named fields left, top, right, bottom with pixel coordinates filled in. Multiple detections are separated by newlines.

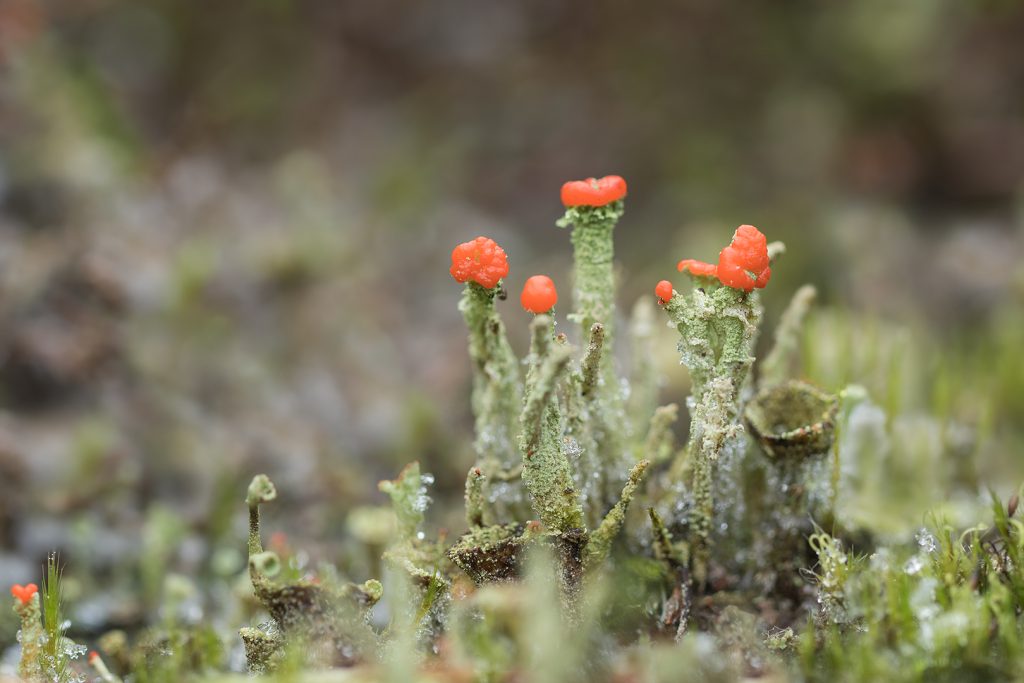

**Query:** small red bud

left=655, top=280, right=673, bottom=304
left=520, top=275, right=558, bottom=314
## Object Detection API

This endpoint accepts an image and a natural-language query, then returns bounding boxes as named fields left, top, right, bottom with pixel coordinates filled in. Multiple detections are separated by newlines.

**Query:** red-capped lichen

left=10, top=583, right=37, bottom=605
left=520, top=275, right=559, bottom=314
left=450, top=237, right=510, bottom=289
left=716, top=225, right=770, bottom=291
left=677, top=259, right=718, bottom=278
left=560, top=175, right=627, bottom=207
left=655, top=280, right=673, bottom=304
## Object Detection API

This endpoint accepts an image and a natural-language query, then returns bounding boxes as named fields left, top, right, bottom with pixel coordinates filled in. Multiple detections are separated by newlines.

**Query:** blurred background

left=0, top=0, right=1022, bottom=662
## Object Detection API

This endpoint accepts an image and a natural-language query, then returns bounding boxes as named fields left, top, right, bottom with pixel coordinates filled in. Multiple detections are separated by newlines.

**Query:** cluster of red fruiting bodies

left=658, top=224, right=771, bottom=303
left=10, top=583, right=37, bottom=605
left=449, top=175, right=771, bottom=311
left=449, top=175, right=628, bottom=314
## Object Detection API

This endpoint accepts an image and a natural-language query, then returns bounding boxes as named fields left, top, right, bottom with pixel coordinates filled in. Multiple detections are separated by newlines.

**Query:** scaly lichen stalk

left=663, top=285, right=759, bottom=584
left=559, top=202, right=623, bottom=349
left=247, top=474, right=277, bottom=558
left=519, top=315, right=584, bottom=532
left=12, top=588, right=44, bottom=681
left=246, top=475, right=280, bottom=598
left=585, top=459, right=650, bottom=571
left=459, top=281, right=523, bottom=514
left=565, top=323, right=610, bottom=526
left=559, top=202, right=630, bottom=509
left=464, top=466, right=487, bottom=528
left=579, top=322, right=605, bottom=400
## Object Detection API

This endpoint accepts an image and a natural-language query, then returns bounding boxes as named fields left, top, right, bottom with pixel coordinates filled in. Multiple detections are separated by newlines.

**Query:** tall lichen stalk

left=557, top=201, right=630, bottom=515
left=459, top=280, right=523, bottom=521
left=662, top=281, right=761, bottom=585
left=13, top=589, right=44, bottom=681
left=519, top=315, right=584, bottom=532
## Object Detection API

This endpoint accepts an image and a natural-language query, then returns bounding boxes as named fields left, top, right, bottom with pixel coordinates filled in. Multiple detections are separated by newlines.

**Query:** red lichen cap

left=520, top=275, right=558, bottom=314
left=450, top=236, right=510, bottom=289
left=88, top=651, right=99, bottom=664
left=655, top=280, right=673, bottom=304
left=716, top=225, right=771, bottom=292
left=677, top=259, right=718, bottom=278
left=10, top=583, right=37, bottom=605
left=560, top=175, right=628, bottom=207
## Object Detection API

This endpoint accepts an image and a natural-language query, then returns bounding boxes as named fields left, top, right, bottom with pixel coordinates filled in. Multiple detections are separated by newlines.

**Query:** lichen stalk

left=13, top=592, right=44, bottom=681
left=464, top=466, right=488, bottom=528
left=579, top=322, right=605, bottom=399
left=519, top=316, right=584, bottom=533
left=559, top=203, right=630, bottom=510
left=585, top=459, right=650, bottom=571
left=459, top=280, right=523, bottom=516
left=246, top=475, right=276, bottom=560
left=663, top=285, right=760, bottom=585
left=558, top=202, right=623, bottom=348
left=566, top=322, right=610, bottom=527
left=89, top=652, right=122, bottom=683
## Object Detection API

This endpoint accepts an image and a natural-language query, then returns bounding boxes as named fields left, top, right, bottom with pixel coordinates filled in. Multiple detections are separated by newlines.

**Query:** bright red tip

left=520, top=275, right=558, bottom=314
left=450, top=236, right=510, bottom=289
left=677, top=259, right=718, bottom=277
left=11, top=583, right=38, bottom=605
left=560, top=175, right=627, bottom=207
left=88, top=651, right=99, bottom=664
left=655, top=280, right=673, bottom=304
left=716, top=225, right=770, bottom=292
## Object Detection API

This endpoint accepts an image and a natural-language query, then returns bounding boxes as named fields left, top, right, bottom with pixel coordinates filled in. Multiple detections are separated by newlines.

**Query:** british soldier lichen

left=451, top=237, right=524, bottom=520
left=11, top=583, right=44, bottom=681
left=556, top=177, right=631, bottom=515
left=661, top=224, right=772, bottom=584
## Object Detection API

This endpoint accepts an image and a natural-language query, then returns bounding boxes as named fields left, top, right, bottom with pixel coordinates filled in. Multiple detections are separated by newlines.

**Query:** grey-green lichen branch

left=458, top=280, right=523, bottom=517
left=519, top=315, right=584, bottom=533
left=557, top=201, right=624, bottom=347
left=662, top=281, right=762, bottom=585
left=579, top=322, right=605, bottom=399
left=13, top=590, right=44, bottom=681
left=585, top=459, right=650, bottom=571
left=558, top=202, right=630, bottom=512
left=464, top=466, right=487, bottom=528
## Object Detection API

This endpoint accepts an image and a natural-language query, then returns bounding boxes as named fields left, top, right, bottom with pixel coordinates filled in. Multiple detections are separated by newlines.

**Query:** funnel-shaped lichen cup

left=745, top=380, right=839, bottom=460
left=449, top=524, right=530, bottom=585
